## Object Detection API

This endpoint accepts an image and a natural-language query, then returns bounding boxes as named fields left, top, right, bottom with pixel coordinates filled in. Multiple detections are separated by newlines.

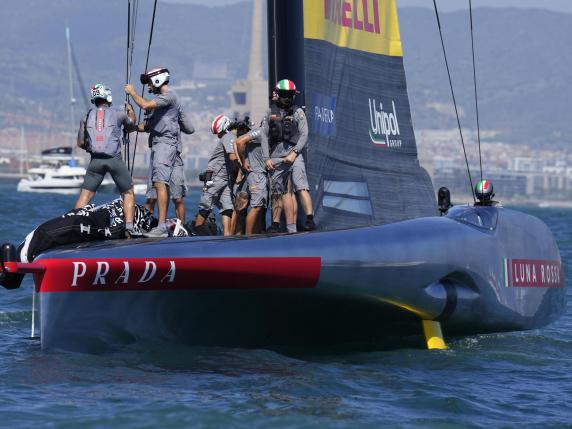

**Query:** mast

left=266, top=0, right=305, bottom=104
left=65, top=27, right=76, bottom=158
left=19, top=127, right=25, bottom=176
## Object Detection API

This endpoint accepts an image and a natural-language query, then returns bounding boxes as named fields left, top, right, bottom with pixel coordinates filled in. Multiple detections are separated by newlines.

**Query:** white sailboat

left=17, top=164, right=87, bottom=195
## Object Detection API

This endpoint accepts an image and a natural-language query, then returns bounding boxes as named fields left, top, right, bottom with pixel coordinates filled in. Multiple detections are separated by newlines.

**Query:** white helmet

left=90, top=83, right=112, bottom=104
left=211, top=114, right=231, bottom=135
left=140, top=67, right=170, bottom=88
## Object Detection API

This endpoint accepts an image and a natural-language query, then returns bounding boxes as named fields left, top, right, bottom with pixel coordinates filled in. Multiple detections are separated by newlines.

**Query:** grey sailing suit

left=146, top=153, right=187, bottom=200
left=78, top=106, right=135, bottom=193
left=261, top=105, right=308, bottom=196
left=199, top=133, right=237, bottom=213
left=245, top=128, right=268, bottom=208
left=292, top=153, right=309, bottom=192
left=145, top=89, right=194, bottom=185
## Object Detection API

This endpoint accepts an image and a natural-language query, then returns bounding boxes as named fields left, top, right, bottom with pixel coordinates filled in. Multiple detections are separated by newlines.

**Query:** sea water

left=0, top=182, right=570, bottom=428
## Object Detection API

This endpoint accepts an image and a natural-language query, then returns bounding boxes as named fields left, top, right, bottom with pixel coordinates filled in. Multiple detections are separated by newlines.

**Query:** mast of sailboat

left=19, top=127, right=26, bottom=176
left=65, top=27, right=76, bottom=161
left=267, top=0, right=305, bottom=103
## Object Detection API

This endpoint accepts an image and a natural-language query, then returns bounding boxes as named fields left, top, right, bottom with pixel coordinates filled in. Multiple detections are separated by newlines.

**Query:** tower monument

left=230, top=0, right=268, bottom=124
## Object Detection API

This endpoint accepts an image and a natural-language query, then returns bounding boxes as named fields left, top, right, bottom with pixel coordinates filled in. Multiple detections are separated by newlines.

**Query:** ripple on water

left=0, top=184, right=571, bottom=428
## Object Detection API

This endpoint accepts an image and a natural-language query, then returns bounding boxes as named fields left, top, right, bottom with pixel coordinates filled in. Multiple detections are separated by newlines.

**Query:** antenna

left=469, top=0, right=484, bottom=183
left=65, top=27, right=76, bottom=159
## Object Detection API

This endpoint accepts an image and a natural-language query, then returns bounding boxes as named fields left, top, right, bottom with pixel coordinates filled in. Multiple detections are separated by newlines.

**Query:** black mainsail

left=270, top=0, right=436, bottom=230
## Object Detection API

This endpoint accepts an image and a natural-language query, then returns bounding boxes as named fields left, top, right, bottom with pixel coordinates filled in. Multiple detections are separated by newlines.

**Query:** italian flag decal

left=477, top=180, right=491, bottom=193
left=276, top=79, right=296, bottom=91
left=504, top=258, right=510, bottom=288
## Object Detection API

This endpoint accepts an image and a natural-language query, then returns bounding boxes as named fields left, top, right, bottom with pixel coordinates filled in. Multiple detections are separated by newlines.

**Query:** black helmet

left=475, top=179, right=495, bottom=202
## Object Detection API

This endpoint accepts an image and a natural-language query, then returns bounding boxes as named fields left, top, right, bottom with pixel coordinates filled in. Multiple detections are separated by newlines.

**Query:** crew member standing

left=125, top=67, right=194, bottom=237
left=75, top=84, right=139, bottom=236
left=262, top=79, right=315, bottom=233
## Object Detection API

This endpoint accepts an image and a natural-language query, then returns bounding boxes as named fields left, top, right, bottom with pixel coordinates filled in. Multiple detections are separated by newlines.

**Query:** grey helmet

left=90, top=84, right=112, bottom=104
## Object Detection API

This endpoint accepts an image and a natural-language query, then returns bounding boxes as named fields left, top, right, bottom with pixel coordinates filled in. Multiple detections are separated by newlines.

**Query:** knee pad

left=220, top=209, right=233, bottom=218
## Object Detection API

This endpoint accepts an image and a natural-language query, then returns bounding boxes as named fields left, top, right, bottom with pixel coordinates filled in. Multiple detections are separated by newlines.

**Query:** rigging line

left=126, top=0, right=139, bottom=168
left=131, top=0, right=158, bottom=175
left=469, top=0, right=483, bottom=183
left=125, top=0, right=131, bottom=170
left=431, top=0, right=476, bottom=202
left=125, top=0, right=131, bottom=105
left=70, top=48, right=90, bottom=110
left=128, top=0, right=139, bottom=82
left=125, top=0, right=140, bottom=170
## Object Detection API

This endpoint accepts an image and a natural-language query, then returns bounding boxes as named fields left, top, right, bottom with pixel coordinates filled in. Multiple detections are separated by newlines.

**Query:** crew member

left=229, top=118, right=253, bottom=235
left=235, top=125, right=268, bottom=235
left=261, top=79, right=314, bottom=233
left=75, top=84, right=139, bottom=236
left=125, top=67, right=194, bottom=237
left=192, top=115, right=238, bottom=236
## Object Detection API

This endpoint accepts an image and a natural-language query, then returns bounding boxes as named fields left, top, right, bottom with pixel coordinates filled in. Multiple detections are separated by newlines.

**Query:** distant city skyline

left=160, top=0, right=572, bottom=14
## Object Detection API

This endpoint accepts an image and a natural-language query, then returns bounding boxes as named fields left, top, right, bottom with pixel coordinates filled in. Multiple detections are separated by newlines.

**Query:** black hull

left=30, top=206, right=565, bottom=351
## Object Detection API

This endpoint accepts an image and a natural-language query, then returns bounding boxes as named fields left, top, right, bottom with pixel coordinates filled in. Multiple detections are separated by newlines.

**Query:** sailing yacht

left=16, top=148, right=114, bottom=195
left=17, top=162, right=86, bottom=195
left=0, top=0, right=565, bottom=352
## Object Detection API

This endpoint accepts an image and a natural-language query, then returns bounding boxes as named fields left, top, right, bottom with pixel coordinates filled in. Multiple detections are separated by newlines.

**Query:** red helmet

left=211, top=115, right=231, bottom=135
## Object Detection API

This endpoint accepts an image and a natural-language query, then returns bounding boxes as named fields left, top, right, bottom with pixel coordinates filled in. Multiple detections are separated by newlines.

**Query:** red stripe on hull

left=35, top=257, right=321, bottom=293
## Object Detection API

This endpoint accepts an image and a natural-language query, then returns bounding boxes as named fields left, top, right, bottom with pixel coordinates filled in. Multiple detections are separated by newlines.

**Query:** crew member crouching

left=229, top=118, right=253, bottom=235
left=192, top=115, right=238, bottom=236
left=235, top=125, right=268, bottom=235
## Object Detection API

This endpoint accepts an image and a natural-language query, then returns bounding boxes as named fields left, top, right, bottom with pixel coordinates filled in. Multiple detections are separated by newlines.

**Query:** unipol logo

left=324, top=0, right=381, bottom=34
left=368, top=98, right=402, bottom=148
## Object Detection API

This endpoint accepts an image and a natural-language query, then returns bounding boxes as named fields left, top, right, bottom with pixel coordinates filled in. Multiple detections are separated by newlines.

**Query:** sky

left=160, top=0, right=572, bottom=14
